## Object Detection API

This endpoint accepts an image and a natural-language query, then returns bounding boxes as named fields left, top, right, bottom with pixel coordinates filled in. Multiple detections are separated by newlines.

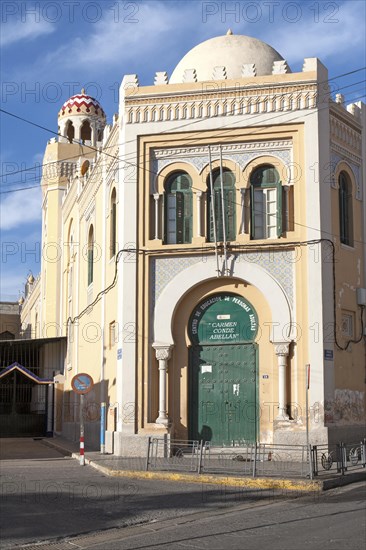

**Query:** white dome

left=170, top=33, right=288, bottom=83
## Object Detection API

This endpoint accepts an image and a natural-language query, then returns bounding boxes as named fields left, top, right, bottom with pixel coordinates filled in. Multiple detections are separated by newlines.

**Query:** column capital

left=153, top=343, right=173, bottom=361
left=153, top=193, right=160, bottom=200
left=274, top=342, right=290, bottom=356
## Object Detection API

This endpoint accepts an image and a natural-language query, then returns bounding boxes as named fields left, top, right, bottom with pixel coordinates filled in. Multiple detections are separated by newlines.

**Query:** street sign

left=71, top=373, right=94, bottom=395
left=324, top=349, right=334, bottom=361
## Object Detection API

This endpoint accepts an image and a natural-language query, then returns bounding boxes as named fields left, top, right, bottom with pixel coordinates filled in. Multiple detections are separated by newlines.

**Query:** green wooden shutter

left=162, top=192, right=165, bottom=243
left=276, top=182, right=283, bottom=238
left=176, top=191, right=184, bottom=244
left=111, top=202, right=116, bottom=256
left=250, top=185, right=256, bottom=239
left=215, top=190, right=223, bottom=241
left=88, top=247, right=93, bottom=285
left=226, top=189, right=235, bottom=241
left=184, top=192, right=192, bottom=243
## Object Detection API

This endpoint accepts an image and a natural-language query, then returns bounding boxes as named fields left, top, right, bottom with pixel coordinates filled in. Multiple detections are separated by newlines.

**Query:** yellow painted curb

left=85, top=457, right=320, bottom=492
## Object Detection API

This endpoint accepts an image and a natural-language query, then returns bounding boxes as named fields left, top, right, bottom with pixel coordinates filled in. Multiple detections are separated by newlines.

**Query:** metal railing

left=146, top=438, right=203, bottom=473
left=146, top=437, right=366, bottom=480
left=311, top=440, right=366, bottom=477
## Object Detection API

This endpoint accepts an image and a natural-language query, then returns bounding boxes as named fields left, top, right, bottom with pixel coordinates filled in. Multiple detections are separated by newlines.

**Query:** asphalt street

left=0, top=438, right=365, bottom=549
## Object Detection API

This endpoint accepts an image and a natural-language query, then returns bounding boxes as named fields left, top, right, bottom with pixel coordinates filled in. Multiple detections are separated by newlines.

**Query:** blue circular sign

left=71, top=373, right=94, bottom=394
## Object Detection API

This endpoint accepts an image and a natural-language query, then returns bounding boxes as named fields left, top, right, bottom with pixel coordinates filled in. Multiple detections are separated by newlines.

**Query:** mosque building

left=1, top=31, right=365, bottom=453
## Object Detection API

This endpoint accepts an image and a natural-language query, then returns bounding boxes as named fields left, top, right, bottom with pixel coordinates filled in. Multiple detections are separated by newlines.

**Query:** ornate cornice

left=125, top=84, right=318, bottom=124
left=150, top=140, right=292, bottom=187
left=330, top=115, right=362, bottom=156
left=153, top=140, right=292, bottom=159
left=330, top=143, right=362, bottom=166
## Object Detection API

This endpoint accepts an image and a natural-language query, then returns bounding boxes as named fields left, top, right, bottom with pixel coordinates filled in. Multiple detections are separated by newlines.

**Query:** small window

left=250, top=165, right=282, bottom=239
left=339, top=172, right=353, bottom=246
left=207, top=168, right=236, bottom=242
left=164, top=172, right=192, bottom=244
left=110, top=189, right=117, bottom=258
left=87, top=225, right=94, bottom=286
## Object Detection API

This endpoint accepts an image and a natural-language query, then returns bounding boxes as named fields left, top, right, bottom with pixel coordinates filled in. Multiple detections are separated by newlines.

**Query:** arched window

left=110, top=188, right=117, bottom=258
left=87, top=225, right=94, bottom=286
left=250, top=165, right=282, bottom=239
left=164, top=172, right=192, bottom=244
left=80, top=120, right=91, bottom=142
left=65, top=121, right=75, bottom=143
left=207, top=168, right=236, bottom=242
left=339, top=171, right=353, bottom=246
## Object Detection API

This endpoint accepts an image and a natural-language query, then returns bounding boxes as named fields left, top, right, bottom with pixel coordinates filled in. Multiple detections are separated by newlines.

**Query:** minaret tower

left=39, top=90, right=106, bottom=336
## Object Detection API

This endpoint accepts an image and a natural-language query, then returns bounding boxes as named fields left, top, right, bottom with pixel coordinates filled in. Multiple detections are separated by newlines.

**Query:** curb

left=41, top=438, right=366, bottom=492
left=87, top=459, right=321, bottom=491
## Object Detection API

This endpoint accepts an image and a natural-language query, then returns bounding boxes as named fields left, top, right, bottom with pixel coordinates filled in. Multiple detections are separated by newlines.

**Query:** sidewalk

left=41, top=435, right=366, bottom=492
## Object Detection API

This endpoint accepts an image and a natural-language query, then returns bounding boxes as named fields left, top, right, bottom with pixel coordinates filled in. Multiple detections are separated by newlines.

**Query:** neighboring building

left=3, top=32, right=365, bottom=452
left=0, top=281, right=65, bottom=437
left=0, top=301, right=21, bottom=340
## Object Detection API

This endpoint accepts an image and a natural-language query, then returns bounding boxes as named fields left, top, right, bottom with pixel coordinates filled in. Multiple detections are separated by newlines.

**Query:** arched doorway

left=188, top=293, right=258, bottom=445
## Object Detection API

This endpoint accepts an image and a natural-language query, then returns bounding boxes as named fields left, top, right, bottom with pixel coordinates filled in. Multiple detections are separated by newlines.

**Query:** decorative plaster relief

left=151, top=141, right=292, bottom=191
left=153, top=345, right=172, bottom=361
left=274, top=343, right=290, bottom=356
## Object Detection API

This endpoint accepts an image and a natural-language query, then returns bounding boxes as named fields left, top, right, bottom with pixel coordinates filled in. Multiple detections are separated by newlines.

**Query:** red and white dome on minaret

left=58, top=88, right=106, bottom=119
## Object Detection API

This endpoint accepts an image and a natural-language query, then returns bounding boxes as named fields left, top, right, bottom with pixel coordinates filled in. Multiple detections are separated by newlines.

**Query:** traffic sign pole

left=80, top=394, right=85, bottom=466
left=305, top=364, right=310, bottom=466
left=71, top=374, right=94, bottom=467
left=100, top=402, right=106, bottom=454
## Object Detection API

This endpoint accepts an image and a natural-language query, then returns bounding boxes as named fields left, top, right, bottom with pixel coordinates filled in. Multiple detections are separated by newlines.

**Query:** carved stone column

left=240, top=188, right=246, bottom=234
left=153, top=344, right=172, bottom=425
left=153, top=194, right=160, bottom=240
left=196, top=191, right=202, bottom=237
left=275, top=343, right=290, bottom=420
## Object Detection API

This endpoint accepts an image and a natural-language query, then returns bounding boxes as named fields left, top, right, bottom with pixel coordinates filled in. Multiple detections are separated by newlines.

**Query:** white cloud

left=269, top=1, right=365, bottom=66
left=1, top=19, right=54, bottom=47
left=40, top=3, right=182, bottom=70
left=8, top=2, right=221, bottom=83
left=0, top=185, right=42, bottom=230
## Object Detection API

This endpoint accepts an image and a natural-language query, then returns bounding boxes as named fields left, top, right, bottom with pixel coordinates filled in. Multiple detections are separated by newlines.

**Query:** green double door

left=188, top=293, right=258, bottom=446
left=189, top=343, right=257, bottom=445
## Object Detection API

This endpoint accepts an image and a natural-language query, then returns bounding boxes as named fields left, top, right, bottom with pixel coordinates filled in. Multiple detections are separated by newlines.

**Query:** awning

left=0, top=362, right=54, bottom=384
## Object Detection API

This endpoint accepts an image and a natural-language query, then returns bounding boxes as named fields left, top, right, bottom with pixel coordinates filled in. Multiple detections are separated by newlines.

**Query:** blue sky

left=1, top=0, right=365, bottom=300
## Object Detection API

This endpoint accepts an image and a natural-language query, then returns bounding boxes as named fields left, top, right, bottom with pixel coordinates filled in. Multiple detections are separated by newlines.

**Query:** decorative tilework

left=151, top=250, right=294, bottom=309
left=150, top=256, right=202, bottom=308
left=237, top=250, right=294, bottom=305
